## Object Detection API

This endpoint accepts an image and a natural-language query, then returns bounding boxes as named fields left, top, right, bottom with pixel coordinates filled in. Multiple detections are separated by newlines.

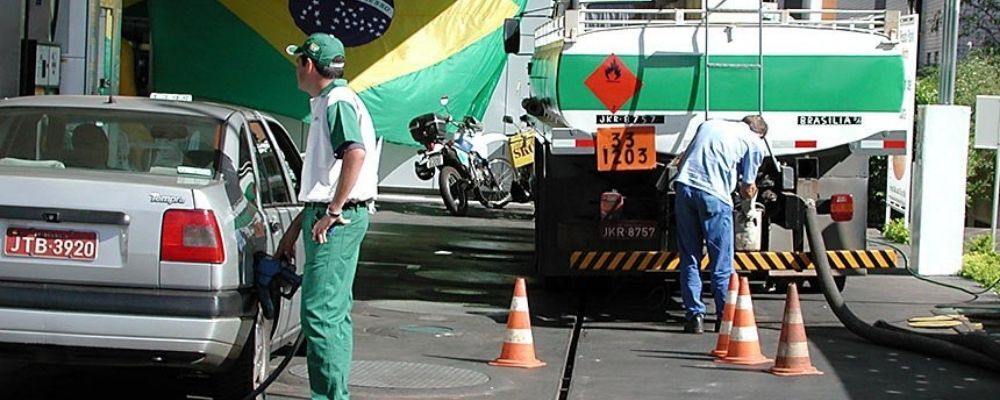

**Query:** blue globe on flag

left=289, top=0, right=395, bottom=47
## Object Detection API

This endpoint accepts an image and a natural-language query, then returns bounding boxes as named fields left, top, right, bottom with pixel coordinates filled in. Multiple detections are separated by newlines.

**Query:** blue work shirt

left=673, top=119, right=766, bottom=207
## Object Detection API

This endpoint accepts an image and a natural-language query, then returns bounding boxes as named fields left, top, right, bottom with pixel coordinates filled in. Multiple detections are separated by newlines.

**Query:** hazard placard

left=596, top=126, right=655, bottom=172
left=584, top=54, right=642, bottom=114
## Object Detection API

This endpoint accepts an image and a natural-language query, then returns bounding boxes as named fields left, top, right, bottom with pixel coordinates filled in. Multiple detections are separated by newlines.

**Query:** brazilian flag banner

left=149, top=0, right=526, bottom=146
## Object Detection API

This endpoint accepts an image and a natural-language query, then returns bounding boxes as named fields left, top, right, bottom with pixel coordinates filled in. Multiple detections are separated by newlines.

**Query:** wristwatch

left=326, top=208, right=341, bottom=218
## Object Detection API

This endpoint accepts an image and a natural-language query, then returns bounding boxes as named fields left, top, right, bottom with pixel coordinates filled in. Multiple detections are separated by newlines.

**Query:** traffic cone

left=717, top=277, right=772, bottom=366
left=768, top=283, right=823, bottom=376
left=490, top=277, right=546, bottom=368
left=711, top=273, right=740, bottom=358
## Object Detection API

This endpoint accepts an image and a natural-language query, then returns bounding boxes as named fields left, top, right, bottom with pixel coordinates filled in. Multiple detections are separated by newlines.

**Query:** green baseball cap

left=286, top=33, right=346, bottom=67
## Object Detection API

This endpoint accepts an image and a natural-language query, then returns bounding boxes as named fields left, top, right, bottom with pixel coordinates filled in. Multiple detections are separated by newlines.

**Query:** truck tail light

left=600, top=191, right=624, bottom=220
left=830, top=194, right=854, bottom=222
left=161, top=209, right=225, bottom=263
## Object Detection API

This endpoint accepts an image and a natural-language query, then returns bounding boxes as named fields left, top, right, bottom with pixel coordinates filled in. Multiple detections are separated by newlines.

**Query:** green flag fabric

left=149, top=0, right=526, bottom=146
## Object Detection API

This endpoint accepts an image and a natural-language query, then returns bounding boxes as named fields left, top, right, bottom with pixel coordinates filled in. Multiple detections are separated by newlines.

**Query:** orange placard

left=596, top=126, right=656, bottom=171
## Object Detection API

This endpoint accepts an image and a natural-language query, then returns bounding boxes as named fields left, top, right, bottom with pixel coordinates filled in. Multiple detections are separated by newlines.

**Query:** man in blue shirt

left=673, top=116, right=768, bottom=333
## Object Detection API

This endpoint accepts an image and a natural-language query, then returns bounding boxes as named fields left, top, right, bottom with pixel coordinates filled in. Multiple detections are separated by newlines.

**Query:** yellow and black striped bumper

left=568, top=250, right=899, bottom=272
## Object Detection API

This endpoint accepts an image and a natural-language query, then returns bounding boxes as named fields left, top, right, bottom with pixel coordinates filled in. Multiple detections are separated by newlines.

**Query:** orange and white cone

left=711, top=273, right=740, bottom=358
left=490, top=277, right=546, bottom=369
left=768, top=283, right=823, bottom=376
left=717, top=277, right=772, bottom=366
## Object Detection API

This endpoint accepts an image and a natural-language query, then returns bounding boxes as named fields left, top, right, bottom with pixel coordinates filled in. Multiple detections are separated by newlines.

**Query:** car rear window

left=0, top=108, right=223, bottom=177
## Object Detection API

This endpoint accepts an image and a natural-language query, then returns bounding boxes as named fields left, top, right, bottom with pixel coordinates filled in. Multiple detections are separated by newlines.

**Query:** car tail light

left=830, top=194, right=854, bottom=222
left=161, top=209, right=225, bottom=263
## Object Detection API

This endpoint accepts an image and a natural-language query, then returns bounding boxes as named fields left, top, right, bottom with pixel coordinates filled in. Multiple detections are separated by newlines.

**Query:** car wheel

left=211, top=313, right=272, bottom=400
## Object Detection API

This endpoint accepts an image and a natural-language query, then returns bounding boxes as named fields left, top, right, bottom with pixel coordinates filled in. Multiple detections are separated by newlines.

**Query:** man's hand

left=740, top=182, right=758, bottom=200
left=275, top=230, right=299, bottom=261
left=311, top=214, right=352, bottom=244
left=668, top=151, right=685, bottom=168
left=275, top=212, right=304, bottom=260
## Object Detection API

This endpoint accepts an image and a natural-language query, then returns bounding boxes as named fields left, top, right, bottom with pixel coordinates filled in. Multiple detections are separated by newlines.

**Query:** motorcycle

left=409, top=96, right=515, bottom=216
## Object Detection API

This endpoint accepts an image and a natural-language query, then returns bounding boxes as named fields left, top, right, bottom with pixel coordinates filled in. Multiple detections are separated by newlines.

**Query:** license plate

left=596, top=126, right=656, bottom=172
left=600, top=220, right=658, bottom=240
left=4, top=227, right=98, bottom=261
left=427, top=152, right=444, bottom=168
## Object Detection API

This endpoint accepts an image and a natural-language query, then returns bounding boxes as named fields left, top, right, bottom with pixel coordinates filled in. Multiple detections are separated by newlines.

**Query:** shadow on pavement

left=377, top=201, right=534, bottom=222
left=805, top=326, right=999, bottom=399
left=2, top=363, right=194, bottom=399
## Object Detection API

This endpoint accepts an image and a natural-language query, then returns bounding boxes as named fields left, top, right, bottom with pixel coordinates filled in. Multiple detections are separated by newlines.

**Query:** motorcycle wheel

left=483, top=158, right=515, bottom=209
left=439, top=166, right=469, bottom=216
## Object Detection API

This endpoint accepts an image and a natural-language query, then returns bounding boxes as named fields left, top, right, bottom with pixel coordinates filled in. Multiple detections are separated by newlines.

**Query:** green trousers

left=300, top=203, right=370, bottom=400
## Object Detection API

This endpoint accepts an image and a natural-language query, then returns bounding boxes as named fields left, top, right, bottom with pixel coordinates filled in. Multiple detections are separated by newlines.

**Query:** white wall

left=55, top=0, right=91, bottom=95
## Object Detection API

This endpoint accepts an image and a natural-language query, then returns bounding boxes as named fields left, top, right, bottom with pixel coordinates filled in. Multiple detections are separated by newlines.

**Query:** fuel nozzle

left=254, top=252, right=303, bottom=319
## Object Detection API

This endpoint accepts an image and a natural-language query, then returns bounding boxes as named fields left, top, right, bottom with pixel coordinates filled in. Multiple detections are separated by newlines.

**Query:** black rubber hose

left=803, top=199, right=1000, bottom=372
left=872, top=321, right=1000, bottom=361
left=242, top=332, right=306, bottom=400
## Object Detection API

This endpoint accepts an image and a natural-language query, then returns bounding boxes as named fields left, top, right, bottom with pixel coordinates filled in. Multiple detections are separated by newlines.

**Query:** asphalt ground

left=1, top=195, right=997, bottom=399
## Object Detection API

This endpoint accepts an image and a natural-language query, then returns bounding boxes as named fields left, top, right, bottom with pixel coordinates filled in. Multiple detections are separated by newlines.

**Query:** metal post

left=938, top=0, right=960, bottom=105
left=758, top=0, right=764, bottom=115
left=704, top=0, right=710, bottom=119
left=993, top=145, right=1000, bottom=246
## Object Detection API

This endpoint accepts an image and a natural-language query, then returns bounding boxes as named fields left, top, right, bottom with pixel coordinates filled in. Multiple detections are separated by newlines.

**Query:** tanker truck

left=518, top=0, right=918, bottom=290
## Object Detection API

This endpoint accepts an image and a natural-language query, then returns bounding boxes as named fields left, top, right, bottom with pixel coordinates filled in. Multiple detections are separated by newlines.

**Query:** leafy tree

left=962, top=0, right=1000, bottom=48
left=915, top=49, right=1000, bottom=207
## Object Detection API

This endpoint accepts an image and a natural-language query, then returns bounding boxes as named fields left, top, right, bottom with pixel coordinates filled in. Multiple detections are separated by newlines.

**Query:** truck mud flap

left=568, top=250, right=899, bottom=273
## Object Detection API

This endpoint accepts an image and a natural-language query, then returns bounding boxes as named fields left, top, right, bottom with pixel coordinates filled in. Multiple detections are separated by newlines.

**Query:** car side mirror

left=503, top=18, right=520, bottom=54
left=502, top=115, right=514, bottom=124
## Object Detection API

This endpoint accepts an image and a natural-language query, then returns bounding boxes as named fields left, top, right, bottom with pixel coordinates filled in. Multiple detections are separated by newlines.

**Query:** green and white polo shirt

left=298, top=79, right=379, bottom=204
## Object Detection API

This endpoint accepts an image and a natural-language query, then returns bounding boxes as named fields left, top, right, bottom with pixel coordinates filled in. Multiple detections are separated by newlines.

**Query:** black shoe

left=684, top=315, right=704, bottom=334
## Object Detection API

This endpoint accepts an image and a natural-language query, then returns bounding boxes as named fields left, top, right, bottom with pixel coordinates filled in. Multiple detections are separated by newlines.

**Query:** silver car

left=0, top=95, right=306, bottom=398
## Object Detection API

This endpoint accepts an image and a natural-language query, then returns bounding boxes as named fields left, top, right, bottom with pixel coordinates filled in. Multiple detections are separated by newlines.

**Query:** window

left=248, top=121, right=291, bottom=205
left=0, top=108, right=221, bottom=176
left=228, top=129, right=258, bottom=208
left=226, top=130, right=262, bottom=235
left=266, top=120, right=302, bottom=195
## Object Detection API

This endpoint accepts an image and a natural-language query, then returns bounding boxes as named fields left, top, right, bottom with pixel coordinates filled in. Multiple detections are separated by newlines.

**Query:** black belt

left=305, top=200, right=370, bottom=209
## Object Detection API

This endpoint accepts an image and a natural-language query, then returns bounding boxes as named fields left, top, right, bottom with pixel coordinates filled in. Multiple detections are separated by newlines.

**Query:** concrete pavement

left=1, top=196, right=997, bottom=399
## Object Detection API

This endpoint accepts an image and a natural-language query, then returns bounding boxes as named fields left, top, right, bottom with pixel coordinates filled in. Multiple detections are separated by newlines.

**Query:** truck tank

left=525, top=1, right=917, bottom=283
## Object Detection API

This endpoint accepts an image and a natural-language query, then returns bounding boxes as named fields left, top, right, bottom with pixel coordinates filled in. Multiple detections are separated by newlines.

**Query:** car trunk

left=0, top=167, right=200, bottom=288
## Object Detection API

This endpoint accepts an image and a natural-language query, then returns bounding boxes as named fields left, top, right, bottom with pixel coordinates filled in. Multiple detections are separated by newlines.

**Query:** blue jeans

left=674, top=183, right=734, bottom=320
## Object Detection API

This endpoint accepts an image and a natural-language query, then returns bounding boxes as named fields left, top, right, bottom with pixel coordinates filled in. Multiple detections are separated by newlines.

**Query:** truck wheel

left=805, top=276, right=846, bottom=293
left=211, top=314, right=272, bottom=400
left=438, top=166, right=468, bottom=216
left=543, top=276, right=572, bottom=292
